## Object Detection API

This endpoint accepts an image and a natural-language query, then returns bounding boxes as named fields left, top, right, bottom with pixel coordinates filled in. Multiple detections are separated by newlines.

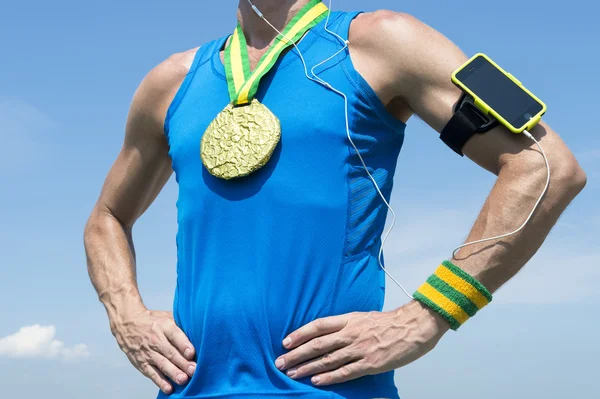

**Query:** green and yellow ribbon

left=414, top=261, right=493, bottom=330
left=224, top=0, right=328, bottom=105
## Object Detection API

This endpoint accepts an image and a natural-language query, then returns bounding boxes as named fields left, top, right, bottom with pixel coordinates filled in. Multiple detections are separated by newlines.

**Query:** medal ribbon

left=224, top=0, right=328, bottom=106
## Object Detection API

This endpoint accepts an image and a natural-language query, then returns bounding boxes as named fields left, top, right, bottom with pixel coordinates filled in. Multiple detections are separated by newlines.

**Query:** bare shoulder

left=126, top=47, right=201, bottom=139
left=133, top=46, right=200, bottom=114
left=350, top=10, right=464, bottom=80
left=348, top=10, right=467, bottom=123
left=351, top=10, right=427, bottom=47
left=150, top=47, right=200, bottom=91
left=347, top=11, right=440, bottom=119
left=350, top=10, right=433, bottom=74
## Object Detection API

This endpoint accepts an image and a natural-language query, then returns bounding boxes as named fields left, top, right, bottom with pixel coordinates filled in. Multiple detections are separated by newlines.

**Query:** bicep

left=94, top=69, right=176, bottom=228
left=97, top=128, right=172, bottom=228
left=389, top=14, right=574, bottom=173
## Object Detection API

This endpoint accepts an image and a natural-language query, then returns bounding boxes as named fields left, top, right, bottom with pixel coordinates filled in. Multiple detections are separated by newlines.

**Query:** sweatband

left=413, top=260, right=493, bottom=330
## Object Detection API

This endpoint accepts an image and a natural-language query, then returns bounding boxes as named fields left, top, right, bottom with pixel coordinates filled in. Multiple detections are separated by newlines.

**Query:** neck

left=237, top=0, right=313, bottom=49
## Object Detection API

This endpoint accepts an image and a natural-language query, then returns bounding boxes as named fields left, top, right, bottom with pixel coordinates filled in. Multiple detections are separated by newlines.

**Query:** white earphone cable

left=247, top=0, right=414, bottom=300
left=451, top=130, right=550, bottom=259
left=246, top=0, right=550, bottom=301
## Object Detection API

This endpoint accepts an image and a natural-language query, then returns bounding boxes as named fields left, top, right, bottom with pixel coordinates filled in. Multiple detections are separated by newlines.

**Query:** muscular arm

left=276, top=12, right=587, bottom=386
left=351, top=11, right=586, bottom=296
left=84, top=49, right=198, bottom=394
left=84, top=64, right=174, bottom=326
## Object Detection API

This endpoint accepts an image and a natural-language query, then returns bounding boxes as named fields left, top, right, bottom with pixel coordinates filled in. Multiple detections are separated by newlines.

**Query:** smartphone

left=452, top=53, right=546, bottom=133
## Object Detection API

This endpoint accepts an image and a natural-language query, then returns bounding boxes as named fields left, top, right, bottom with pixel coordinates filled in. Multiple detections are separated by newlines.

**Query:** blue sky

left=1, top=0, right=598, bottom=398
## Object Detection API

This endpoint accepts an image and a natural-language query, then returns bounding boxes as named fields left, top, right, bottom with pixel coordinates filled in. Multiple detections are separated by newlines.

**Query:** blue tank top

left=161, top=11, right=406, bottom=399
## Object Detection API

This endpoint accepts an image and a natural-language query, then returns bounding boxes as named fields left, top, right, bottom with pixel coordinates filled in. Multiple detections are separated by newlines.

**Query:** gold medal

left=201, top=0, right=328, bottom=179
left=201, top=99, right=281, bottom=180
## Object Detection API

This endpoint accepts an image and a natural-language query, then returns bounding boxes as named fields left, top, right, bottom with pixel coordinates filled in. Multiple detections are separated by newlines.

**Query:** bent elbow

left=549, top=155, right=587, bottom=198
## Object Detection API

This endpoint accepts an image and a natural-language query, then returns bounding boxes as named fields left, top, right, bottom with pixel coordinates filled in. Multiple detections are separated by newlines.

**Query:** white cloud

left=0, top=325, right=90, bottom=360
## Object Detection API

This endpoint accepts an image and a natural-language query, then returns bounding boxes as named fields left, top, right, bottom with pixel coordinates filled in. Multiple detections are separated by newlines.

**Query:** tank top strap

left=194, top=35, right=229, bottom=70
left=326, top=10, right=362, bottom=41
left=326, top=10, right=405, bottom=132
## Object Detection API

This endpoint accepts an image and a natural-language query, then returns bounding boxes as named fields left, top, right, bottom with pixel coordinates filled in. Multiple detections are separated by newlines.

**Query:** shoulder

left=346, top=11, right=442, bottom=115
left=151, top=47, right=200, bottom=88
left=349, top=11, right=435, bottom=55
left=351, top=10, right=426, bottom=42
left=350, top=10, right=461, bottom=69
left=136, top=46, right=200, bottom=112
left=348, top=10, right=466, bottom=109
left=126, top=47, right=201, bottom=138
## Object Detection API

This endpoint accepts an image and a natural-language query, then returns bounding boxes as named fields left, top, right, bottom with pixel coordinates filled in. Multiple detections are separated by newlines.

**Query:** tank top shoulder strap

left=164, top=35, right=229, bottom=132
left=192, top=36, right=228, bottom=72
left=325, top=10, right=405, bottom=132
left=326, top=10, right=362, bottom=41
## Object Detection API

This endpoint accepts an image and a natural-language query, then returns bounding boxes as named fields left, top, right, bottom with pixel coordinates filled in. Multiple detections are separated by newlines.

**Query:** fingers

left=160, top=330, right=196, bottom=377
left=285, top=349, right=360, bottom=380
left=143, top=363, right=173, bottom=395
left=311, top=360, right=368, bottom=386
left=118, top=310, right=197, bottom=395
left=284, top=314, right=349, bottom=350
left=276, top=333, right=348, bottom=371
left=151, top=352, right=190, bottom=386
left=164, top=323, right=196, bottom=361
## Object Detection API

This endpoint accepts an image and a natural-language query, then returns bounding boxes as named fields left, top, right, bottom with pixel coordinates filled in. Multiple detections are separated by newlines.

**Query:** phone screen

left=455, top=56, right=544, bottom=129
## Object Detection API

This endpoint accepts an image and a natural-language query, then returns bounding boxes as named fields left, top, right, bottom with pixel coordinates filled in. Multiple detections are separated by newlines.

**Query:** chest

left=168, top=53, right=353, bottom=178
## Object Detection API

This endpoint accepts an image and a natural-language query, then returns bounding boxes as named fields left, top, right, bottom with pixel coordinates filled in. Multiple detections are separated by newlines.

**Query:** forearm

left=84, top=208, right=146, bottom=330
left=451, top=136, right=586, bottom=293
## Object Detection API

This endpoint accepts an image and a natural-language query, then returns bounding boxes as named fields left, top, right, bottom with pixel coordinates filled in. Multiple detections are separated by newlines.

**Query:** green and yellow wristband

left=413, top=260, right=493, bottom=330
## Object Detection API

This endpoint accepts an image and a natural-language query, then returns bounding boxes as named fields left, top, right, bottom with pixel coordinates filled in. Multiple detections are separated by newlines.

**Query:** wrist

left=397, top=300, right=451, bottom=337
left=99, top=284, right=146, bottom=331
left=413, top=260, right=493, bottom=331
left=415, top=300, right=451, bottom=334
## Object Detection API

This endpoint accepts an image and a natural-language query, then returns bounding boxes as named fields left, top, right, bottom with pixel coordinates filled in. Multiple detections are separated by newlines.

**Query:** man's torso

left=156, top=10, right=407, bottom=399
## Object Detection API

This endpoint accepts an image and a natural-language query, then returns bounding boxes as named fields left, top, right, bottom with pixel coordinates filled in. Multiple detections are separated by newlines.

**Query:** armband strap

left=413, top=260, right=493, bottom=330
left=440, top=93, right=498, bottom=156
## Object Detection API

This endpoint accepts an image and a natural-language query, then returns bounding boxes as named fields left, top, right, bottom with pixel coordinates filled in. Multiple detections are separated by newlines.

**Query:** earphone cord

left=451, top=130, right=550, bottom=259
left=247, top=0, right=550, bottom=301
